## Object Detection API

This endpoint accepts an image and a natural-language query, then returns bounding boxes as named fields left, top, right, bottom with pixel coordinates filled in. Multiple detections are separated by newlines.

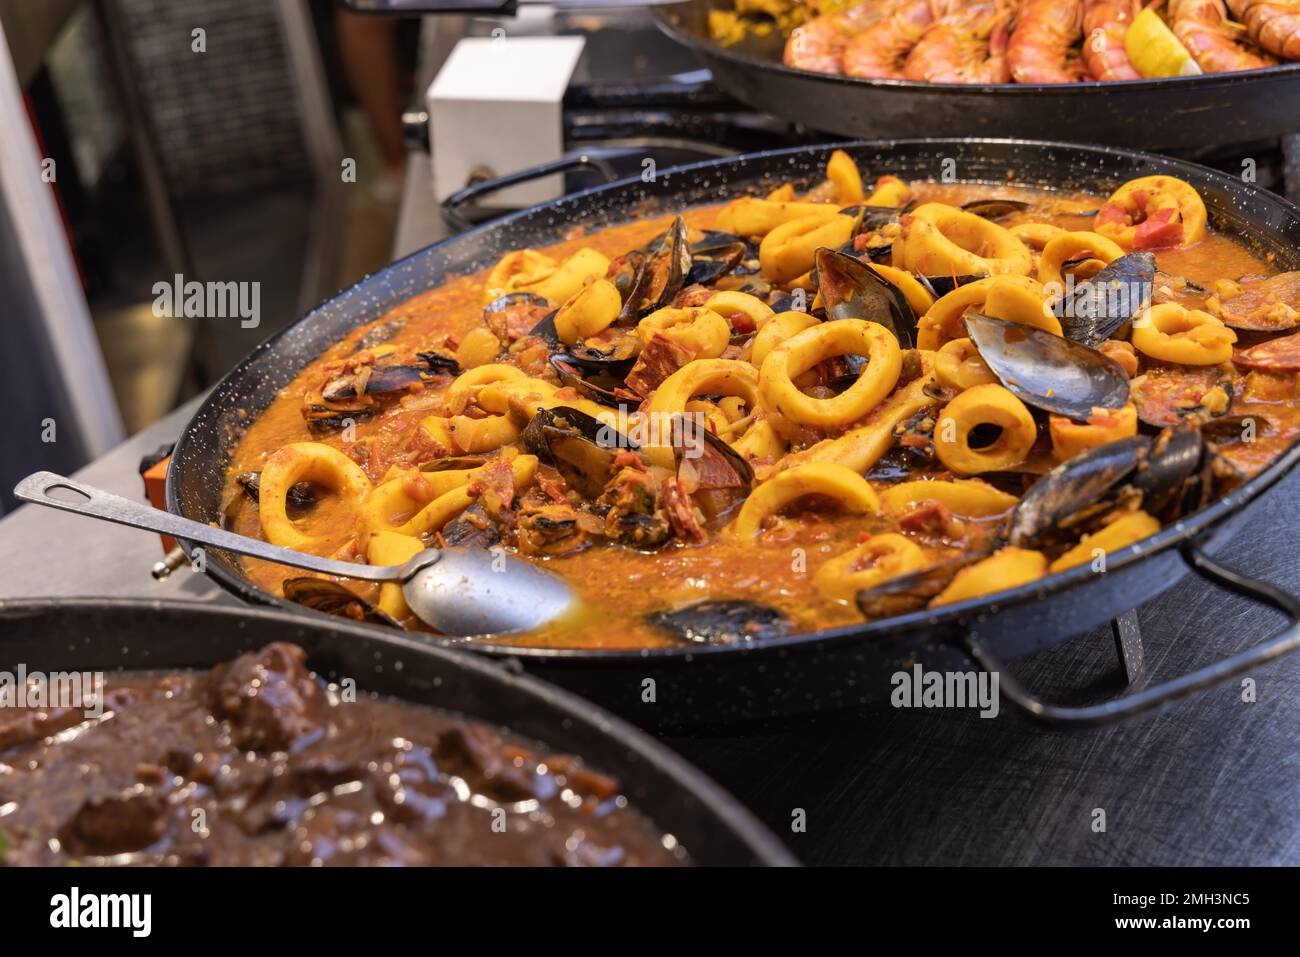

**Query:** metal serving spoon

left=14, top=471, right=578, bottom=637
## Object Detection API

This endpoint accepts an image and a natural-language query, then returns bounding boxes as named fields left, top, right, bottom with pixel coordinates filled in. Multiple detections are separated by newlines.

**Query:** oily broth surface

left=224, top=182, right=1295, bottom=649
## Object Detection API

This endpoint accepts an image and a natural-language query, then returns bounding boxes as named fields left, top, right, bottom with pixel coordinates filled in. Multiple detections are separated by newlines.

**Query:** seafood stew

left=218, top=149, right=1300, bottom=650
left=0, top=641, right=686, bottom=866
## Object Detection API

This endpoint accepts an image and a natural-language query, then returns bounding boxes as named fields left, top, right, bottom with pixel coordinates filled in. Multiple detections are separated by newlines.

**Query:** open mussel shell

left=418, top=455, right=488, bottom=472
left=964, top=313, right=1130, bottom=420
left=282, top=578, right=401, bottom=628
left=1053, top=252, right=1156, bottom=347
left=441, top=502, right=501, bottom=549
left=619, top=216, right=691, bottom=321
left=321, top=363, right=429, bottom=403
left=485, top=292, right=552, bottom=343
left=645, top=599, right=791, bottom=645
left=561, top=331, right=641, bottom=373
left=1008, top=435, right=1150, bottom=547
left=814, top=247, right=918, bottom=347
left=686, top=230, right=750, bottom=286
left=550, top=354, right=638, bottom=409
left=960, top=198, right=1031, bottom=220
left=671, top=414, right=754, bottom=522
left=521, top=406, right=638, bottom=498
left=417, top=350, right=461, bottom=375
left=855, top=550, right=993, bottom=620
left=1200, top=412, right=1271, bottom=444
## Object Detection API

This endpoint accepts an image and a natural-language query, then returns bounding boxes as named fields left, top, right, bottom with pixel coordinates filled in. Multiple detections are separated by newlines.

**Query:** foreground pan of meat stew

left=0, top=599, right=795, bottom=865
left=168, top=139, right=1300, bottom=727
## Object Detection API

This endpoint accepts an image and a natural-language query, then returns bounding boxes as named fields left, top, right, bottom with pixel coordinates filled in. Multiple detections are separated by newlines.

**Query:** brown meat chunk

left=207, top=643, right=325, bottom=752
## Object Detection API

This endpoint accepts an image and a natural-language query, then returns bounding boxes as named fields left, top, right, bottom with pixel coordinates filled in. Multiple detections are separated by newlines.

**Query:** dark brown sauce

left=0, top=644, right=685, bottom=866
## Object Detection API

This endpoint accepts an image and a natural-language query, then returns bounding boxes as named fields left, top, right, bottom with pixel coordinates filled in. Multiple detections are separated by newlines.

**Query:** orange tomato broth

left=224, top=181, right=1300, bottom=649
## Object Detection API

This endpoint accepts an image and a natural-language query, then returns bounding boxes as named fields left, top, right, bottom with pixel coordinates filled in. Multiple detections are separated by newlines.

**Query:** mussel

left=814, top=247, right=919, bottom=347
left=671, top=414, right=754, bottom=523
left=617, top=216, right=691, bottom=321
left=282, top=578, right=400, bottom=627
left=549, top=354, right=639, bottom=409
left=645, top=599, right=791, bottom=645
left=521, top=406, right=638, bottom=498
left=319, top=363, right=429, bottom=406
left=960, top=198, right=1032, bottom=221
left=441, top=503, right=501, bottom=550
left=1052, top=252, right=1156, bottom=347
left=964, top=313, right=1130, bottom=420
left=917, top=273, right=986, bottom=299
left=855, top=551, right=993, bottom=620
left=685, top=230, right=751, bottom=286
left=417, top=350, right=460, bottom=375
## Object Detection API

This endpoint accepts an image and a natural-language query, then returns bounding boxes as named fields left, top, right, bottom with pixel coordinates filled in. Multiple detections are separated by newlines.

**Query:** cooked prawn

left=1082, top=0, right=1143, bottom=79
left=785, top=1, right=896, bottom=74
left=1168, top=0, right=1277, bottom=72
left=843, top=0, right=954, bottom=78
left=903, top=0, right=1014, bottom=83
left=1226, top=0, right=1300, bottom=59
left=1008, top=0, right=1086, bottom=83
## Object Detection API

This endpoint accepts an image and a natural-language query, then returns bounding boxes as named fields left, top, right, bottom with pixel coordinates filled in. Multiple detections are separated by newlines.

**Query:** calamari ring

left=259, top=441, right=373, bottom=550
left=644, top=359, right=762, bottom=468
left=638, top=306, right=731, bottom=358
left=759, top=213, right=856, bottom=284
left=931, top=547, right=1047, bottom=606
left=934, top=337, right=998, bottom=392
left=934, top=384, right=1038, bottom=475
left=918, top=275, right=1056, bottom=350
left=1036, top=231, right=1126, bottom=288
left=366, top=531, right=424, bottom=620
left=759, top=318, right=902, bottom=428
left=446, top=364, right=527, bottom=410
left=554, top=277, right=621, bottom=345
left=879, top=479, right=1018, bottom=518
left=728, top=462, right=881, bottom=540
left=421, top=413, right=521, bottom=454
left=730, top=415, right=788, bottom=465
left=476, top=376, right=614, bottom=427
left=484, top=249, right=555, bottom=305
left=813, top=533, right=926, bottom=603
left=713, top=197, right=839, bottom=238
left=1049, top=511, right=1160, bottom=573
left=705, top=291, right=775, bottom=331
left=1049, top=404, right=1138, bottom=461
left=747, top=310, right=819, bottom=368
left=869, top=263, right=937, bottom=316
left=400, top=453, right=538, bottom=541
left=1010, top=222, right=1066, bottom=251
left=529, top=248, right=611, bottom=306
left=357, top=466, right=478, bottom=542
left=894, top=203, right=1033, bottom=278
left=1131, top=303, right=1237, bottom=365
left=1093, top=175, right=1207, bottom=250
left=826, top=149, right=864, bottom=204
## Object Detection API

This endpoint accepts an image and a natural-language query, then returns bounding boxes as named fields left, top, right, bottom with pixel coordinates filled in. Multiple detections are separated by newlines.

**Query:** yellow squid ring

left=1130, top=303, right=1237, bottom=365
left=644, top=359, right=762, bottom=468
left=1010, top=222, right=1066, bottom=251
left=712, top=197, right=839, bottom=238
left=934, top=384, right=1038, bottom=475
left=554, top=278, right=621, bottom=345
left=258, top=442, right=373, bottom=550
left=1036, top=231, right=1125, bottom=288
left=934, top=337, right=998, bottom=392
left=932, top=547, right=1048, bottom=606
left=826, top=149, right=864, bottom=204
left=895, top=203, right=1034, bottom=278
left=746, top=310, right=819, bottom=368
left=705, top=291, right=775, bottom=330
left=879, top=479, right=1018, bottom=518
left=1094, top=175, right=1207, bottom=250
left=918, top=275, right=1058, bottom=350
left=638, top=307, right=731, bottom=358
left=759, top=318, right=902, bottom=429
left=813, top=533, right=926, bottom=603
left=729, top=462, right=881, bottom=539
left=759, top=213, right=856, bottom=284
left=1049, top=405, right=1139, bottom=461
left=1049, top=511, right=1160, bottom=573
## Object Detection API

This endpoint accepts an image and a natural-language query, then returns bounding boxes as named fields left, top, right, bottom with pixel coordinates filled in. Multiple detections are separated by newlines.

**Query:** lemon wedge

left=1125, top=7, right=1203, bottom=77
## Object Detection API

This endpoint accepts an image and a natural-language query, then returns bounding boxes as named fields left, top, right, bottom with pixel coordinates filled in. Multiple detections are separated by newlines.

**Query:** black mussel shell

left=550, top=354, right=639, bottom=409
left=1053, top=252, right=1156, bottom=347
left=671, top=414, right=754, bottom=518
left=526, top=309, right=560, bottom=348
left=619, top=216, right=691, bottom=321
left=686, top=230, right=749, bottom=286
left=964, top=313, right=1130, bottom=420
left=321, top=363, right=428, bottom=403
left=855, top=551, right=993, bottom=620
left=484, top=292, right=552, bottom=343
left=960, top=198, right=1031, bottom=220
left=646, top=599, right=791, bottom=645
left=418, top=455, right=488, bottom=473
left=417, top=350, right=461, bottom=375
left=1008, top=435, right=1151, bottom=547
left=917, top=273, right=986, bottom=299
left=282, top=578, right=401, bottom=628
left=1199, top=413, right=1271, bottom=444
left=840, top=204, right=906, bottom=234
left=441, top=503, right=501, bottom=549
left=1133, top=426, right=1203, bottom=517
left=814, top=247, right=918, bottom=347
left=563, top=331, right=641, bottom=373
left=521, top=406, right=637, bottom=498
left=235, top=471, right=316, bottom=509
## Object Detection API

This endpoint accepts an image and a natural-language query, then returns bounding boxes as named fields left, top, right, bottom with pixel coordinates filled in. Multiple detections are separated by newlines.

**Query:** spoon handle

left=14, top=471, right=403, bottom=582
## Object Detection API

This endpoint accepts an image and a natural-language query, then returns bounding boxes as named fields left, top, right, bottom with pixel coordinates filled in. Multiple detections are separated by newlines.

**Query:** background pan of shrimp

left=653, top=0, right=1300, bottom=150
left=167, top=139, right=1300, bottom=729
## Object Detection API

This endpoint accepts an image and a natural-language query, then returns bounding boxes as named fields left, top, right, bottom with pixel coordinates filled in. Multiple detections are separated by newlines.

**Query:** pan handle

left=440, top=154, right=619, bottom=232
left=963, top=544, right=1300, bottom=728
